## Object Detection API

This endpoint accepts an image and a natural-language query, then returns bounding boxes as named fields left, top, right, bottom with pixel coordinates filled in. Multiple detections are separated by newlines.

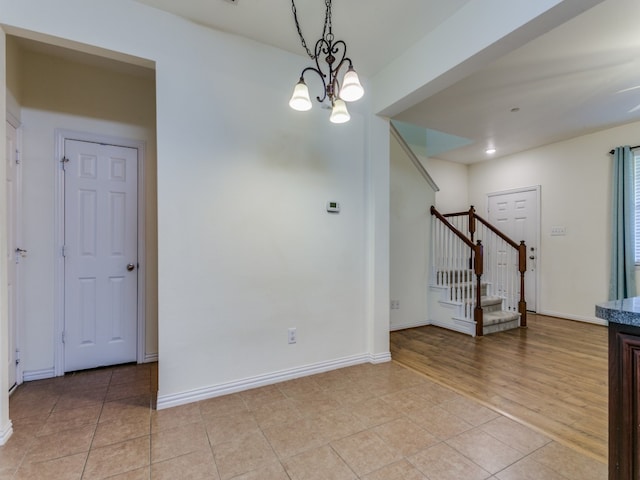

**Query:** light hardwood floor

left=390, top=314, right=608, bottom=463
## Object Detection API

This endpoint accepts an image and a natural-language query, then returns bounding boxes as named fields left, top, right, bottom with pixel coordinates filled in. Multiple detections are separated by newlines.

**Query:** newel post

left=518, top=241, right=527, bottom=327
left=474, top=240, right=484, bottom=337
left=468, top=206, right=476, bottom=242
left=468, top=206, right=476, bottom=270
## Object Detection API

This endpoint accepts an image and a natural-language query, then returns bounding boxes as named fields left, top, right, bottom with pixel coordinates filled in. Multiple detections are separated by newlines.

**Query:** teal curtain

left=610, top=146, right=637, bottom=300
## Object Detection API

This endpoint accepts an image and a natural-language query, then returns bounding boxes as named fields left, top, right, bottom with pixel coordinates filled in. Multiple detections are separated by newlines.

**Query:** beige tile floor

left=0, top=361, right=607, bottom=479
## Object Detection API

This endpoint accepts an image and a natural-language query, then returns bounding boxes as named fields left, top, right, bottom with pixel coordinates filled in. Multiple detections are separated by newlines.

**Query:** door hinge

left=62, top=331, right=66, bottom=344
left=62, top=245, right=67, bottom=257
left=61, top=156, right=69, bottom=170
left=15, top=349, right=20, bottom=365
left=15, top=149, right=20, bottom=165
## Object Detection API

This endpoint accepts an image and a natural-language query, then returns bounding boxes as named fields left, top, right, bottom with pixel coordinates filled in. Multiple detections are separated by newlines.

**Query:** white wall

left=153, top=12, right=389, bottom=404
left=11, top=46, right=158, bottom=376
left=5, top=36, right=20, bottom=122
left=0, top=0, right=391, bottom=411
left=0, top=27, right=12, bottom=445
left=390, top=134, right=435, bottom=330
left=469, top=121, right=640, bottom=322
left=421, top=155, right=469, bottom=213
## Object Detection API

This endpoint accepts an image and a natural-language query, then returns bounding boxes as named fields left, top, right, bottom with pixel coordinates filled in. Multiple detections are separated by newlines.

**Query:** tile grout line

left=198, top=395, right=225, bottom=480
left=79, top=369, right=113, bottom=479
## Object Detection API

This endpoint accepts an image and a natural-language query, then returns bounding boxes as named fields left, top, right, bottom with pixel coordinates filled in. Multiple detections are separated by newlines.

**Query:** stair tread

left=483, top=310, right=520, bottom=326
left=481, top=296, right=502, bottom=306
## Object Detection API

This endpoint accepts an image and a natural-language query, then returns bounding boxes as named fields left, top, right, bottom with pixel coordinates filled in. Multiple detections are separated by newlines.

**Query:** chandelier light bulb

left=339, top=66, right=364, bottom=102
left=289, top=79, right=312, bottom=111
left=330, top=99, right=350, bottom=124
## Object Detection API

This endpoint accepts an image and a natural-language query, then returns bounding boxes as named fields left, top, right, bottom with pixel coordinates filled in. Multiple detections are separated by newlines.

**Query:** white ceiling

left=133, top=0, right=640, bottom=164
left=395, top=0, right=640, bottom=163
left=18, top=0, right=639, bottom=164
left=132, top=0, right=473, bottom=77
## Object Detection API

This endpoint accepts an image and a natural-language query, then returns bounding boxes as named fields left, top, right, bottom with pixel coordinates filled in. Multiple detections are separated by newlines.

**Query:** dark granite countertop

left=596, top=297, right=640, bottom=327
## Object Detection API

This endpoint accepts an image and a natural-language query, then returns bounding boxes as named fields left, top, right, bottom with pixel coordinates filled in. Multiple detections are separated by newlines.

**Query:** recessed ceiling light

left=486, top=148, right=496, bottom=155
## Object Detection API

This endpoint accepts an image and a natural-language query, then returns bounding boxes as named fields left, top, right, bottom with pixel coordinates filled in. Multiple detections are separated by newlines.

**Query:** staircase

left=482, top=295, right=521, bottom=334
left=429, top=206, right=526, bottom=337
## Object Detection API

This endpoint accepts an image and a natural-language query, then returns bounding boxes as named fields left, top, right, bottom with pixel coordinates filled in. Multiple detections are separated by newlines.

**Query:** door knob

left=127, top=263, right=135, bottom=272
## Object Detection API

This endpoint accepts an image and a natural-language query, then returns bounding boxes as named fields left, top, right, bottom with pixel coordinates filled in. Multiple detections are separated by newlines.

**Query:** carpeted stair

left=429, top=270, right=521, bottom=336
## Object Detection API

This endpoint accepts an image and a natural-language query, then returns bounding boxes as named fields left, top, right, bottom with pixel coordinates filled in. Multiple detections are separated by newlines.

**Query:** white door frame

left=54, top=129, right=146, bottom=376
left=486, top=185, right=541, bottom=313
left=6, top=115, right=23, bottom=390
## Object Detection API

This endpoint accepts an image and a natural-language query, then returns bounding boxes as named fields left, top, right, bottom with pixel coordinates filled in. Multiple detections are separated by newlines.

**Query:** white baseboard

left=156, top=352, right=391, bottom=410
left=0, top=421, right=13, bottom=446
left=430, top=317, right=476, bottom=336
left=144, top=353, right=158, bottom=363
left=537, top=310, right=607, bottom=326
left=23, top=368, right=56, bottom=382
left=369, top=352, right=392, bottom=364
left=390, top=320, right=430, bottom=331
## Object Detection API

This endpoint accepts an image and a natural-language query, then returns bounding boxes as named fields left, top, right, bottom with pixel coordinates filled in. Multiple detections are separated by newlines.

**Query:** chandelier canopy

left=288, top=0, right=364, bottom=124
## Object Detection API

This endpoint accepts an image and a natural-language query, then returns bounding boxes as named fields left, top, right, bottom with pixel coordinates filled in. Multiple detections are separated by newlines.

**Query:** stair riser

left=429, top=283, right=521, bottom=337
left=484, top=319, right=520, bottom=335
left=483, top=303, right=503, bottom=313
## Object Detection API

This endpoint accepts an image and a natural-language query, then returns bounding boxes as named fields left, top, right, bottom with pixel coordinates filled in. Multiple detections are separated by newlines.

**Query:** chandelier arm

left=314, top=37, right=332, bottom=102
left=300, top=66, right=328, bottom=104
left=327, top=39, right=346, bottom=59
left=328, top=41, right=347, bottom=102
left=314, top=37, right=330, bottom=61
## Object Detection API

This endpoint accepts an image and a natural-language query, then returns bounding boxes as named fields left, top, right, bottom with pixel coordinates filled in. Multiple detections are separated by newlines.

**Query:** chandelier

left=288, top=0, right=364, bottom=124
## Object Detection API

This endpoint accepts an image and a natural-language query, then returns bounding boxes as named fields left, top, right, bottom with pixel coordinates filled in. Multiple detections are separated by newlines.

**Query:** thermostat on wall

left=326, top=201, right=341, bottom=213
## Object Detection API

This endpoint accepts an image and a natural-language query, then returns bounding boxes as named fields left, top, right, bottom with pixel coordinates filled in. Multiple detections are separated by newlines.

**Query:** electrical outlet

left=288, top=327, right=297, bottom=344
left=390, top=300, right=400, bottom=310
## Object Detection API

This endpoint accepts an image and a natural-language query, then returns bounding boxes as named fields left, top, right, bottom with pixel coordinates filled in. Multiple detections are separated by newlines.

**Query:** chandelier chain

left=291, top=0, right=331, bottom=60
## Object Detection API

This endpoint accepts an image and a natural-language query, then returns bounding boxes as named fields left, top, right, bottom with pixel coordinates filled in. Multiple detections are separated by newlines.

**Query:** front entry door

left=64, top=139, right=138, bottom=372
left=488, top=187, right=539, bottom=312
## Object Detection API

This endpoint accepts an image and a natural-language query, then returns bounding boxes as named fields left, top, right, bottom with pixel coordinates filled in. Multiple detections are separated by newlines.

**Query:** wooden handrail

left=474, top=213, right=520, bottom=250
left=445, top=206, right=522, bottom=250
left=444, top=210, right=473, bottom=217
left=430, top=206, right=475, bottom=249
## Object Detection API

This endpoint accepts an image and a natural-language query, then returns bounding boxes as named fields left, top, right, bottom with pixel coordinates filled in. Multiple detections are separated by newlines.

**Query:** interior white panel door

left=488, top=188, right=539, bottom=311
left=6, top=122, right=18, bottom=390
left=64, top=140, right=138, bottom=372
